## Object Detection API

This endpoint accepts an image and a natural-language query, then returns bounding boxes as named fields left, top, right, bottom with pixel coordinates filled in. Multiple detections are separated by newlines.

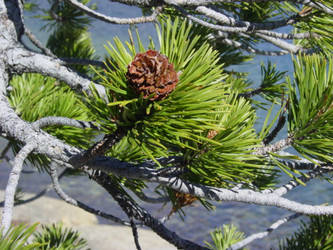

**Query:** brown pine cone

left=126, top=50, right=178, bottom=101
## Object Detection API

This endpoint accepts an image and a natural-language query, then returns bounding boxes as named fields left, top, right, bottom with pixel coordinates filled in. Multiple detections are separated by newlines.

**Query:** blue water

left=1, top=1, right=333, bottom=249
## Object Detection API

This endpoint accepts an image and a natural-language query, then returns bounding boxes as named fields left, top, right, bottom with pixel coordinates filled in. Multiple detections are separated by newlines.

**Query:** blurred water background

left=1, top=1, right=333, bottom=249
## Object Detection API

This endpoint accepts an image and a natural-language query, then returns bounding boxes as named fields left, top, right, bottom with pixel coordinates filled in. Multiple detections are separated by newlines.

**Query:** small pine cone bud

left=126, top=50, right=178, bottom=101
left=207, top=130, right=218, bottom=139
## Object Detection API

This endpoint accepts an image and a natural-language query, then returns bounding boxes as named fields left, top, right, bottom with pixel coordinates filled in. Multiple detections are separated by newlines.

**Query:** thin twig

left=24, top=28, right=55, bottom=57
left=256, top=30, right=319, bottom=39
left=130, top=218, right=142, bottom=250
left=1, top=143, right=35, bottom=234
left=7, top=47, right=106, bottom=97
left=65, top=0, right=162, bottom=24
left=0, top=169, right=67, bottom=207
left=32, top=116, right=100, bottom=130
left=304, top=0, right=333, bottom=15
left=70, top=127, right=127, bottom=167
left=177, top=6, right=251, bottom=33
left=267, top=167, right=331, bottom=196
left=49, top=163, right=132, bottom=226
left=92, top=170, right=209, bottom=250
left=255, top=33, right=302, bottom=53
left=263, top=115, right=286, bottom=145
left=196, top=5, right=298, bottom=30
left=218, top=37, right=289, bottom=55
left=276, top=152, right=332, bottom=171
left=50, top=0, right=62, bottom=22
left=229, top=213, right=302, bottom=250
left=254, top=137, right=293, bottom=156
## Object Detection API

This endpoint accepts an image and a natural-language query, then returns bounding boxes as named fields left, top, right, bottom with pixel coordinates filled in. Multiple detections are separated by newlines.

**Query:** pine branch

left=229, top=213, right=302, bottom=250
left=277, top=152, right=333, bottom=171
left=196, top=5, right=298, bottom=30
left=0, top=169, right=67, bottom=207
left=65, top=0, right=162, bottom=24
left=176, top=6, right=253, bottom=33
left=91, top=170, right=209, bottom=250
left=255, top=137, right=293, bottom=156
left=24, top=28, right=55, bottom=57
left=49, top=163, right=133, bottom=226
left=256, top=30, right=319, bottom=40
left=265, top=167, right=332, bottom=196
left=32, top=116, right=100, bottom=130
left=255, top=33, right=303, bottom=53
left=303, top=0, right=333, bottom=15
left=83, top=157, right=333, bottom=215
left=263, top=115, right=286, bottom=145
left=1, top=92, right=332, bottom=218
left=1, top=142, right=36, bottom=234
left=71, top=127, right=127, bottom=166
left=150, top=176, right=333, bottom=215
left=6, top=46, right=106, bottom=97
left=130, top=218, right=142, bottom=250
left=217, top=37, right=289, bottom=56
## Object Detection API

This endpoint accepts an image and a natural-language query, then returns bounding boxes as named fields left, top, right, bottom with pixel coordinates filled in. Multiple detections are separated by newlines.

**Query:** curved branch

left=0, top=94, right=80, bottom=162
left=303, top=0, right=333, bottom=15
left=65, top=0, right=162, bottom=24
left=218, top=37, right=289, bottom=56
left=130, top=218, right=142, bottom=250
left=0, top=169, right=67, bottom=207
left=263, top=115, right=286, bottom=145
left=6, top=46, right=105, bottom=97
left=177, top=6, right=250, bottom=33
left=82, top=156, right=333, bottom=215
left=276, top=152, right=332, bottom=171
left=255, top=33, right=302, bottom=53
left=256, top=30, right=319, bottom=39
left=50, top=163, right=132, bottom=226
left=92, top=170, right=209, bottom=250
left=230, top=213, right=302, bottom=250
left=266, top=168, right=331, bottom=196
left=24, top=28, right=55, bottom=57
left=196, top=6, right=297, bottom=30
left=254, top=137, right=293, bottom=156
left=152, top=176, right=333, bottom=215
left=32, top=116, right=100, bottom=130
left=1, top=142, right=36, bottom=234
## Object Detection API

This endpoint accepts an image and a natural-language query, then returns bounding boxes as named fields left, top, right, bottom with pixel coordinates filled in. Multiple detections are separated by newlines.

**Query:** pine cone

left=126, top=50, right=178, bottom=101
